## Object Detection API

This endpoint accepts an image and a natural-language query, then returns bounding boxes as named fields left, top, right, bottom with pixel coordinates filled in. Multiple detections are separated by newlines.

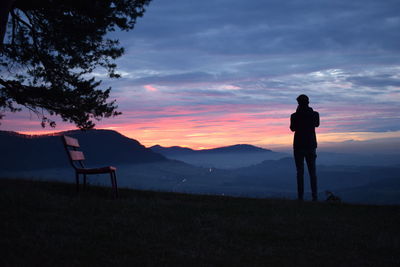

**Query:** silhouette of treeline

left=0, top=129, right=165, bottom=170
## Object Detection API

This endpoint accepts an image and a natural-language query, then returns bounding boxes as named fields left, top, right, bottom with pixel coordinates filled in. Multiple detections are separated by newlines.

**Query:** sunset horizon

left=7, top=125, right=400, bottom=152
left=2, top=0, right=400, bottom=151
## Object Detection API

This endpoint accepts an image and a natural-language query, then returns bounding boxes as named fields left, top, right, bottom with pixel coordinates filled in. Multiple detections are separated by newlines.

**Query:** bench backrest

left=62, top=135, right=86, bottom=169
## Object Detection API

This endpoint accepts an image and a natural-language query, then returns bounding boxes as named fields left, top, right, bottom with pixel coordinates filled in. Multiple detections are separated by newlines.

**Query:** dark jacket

left=290, top=106, right=319, bottom=149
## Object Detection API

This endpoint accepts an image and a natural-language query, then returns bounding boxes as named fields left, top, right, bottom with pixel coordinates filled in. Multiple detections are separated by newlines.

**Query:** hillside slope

left=0, top=129, right=166, bottom=170
left=1, top=178, right=399, bottom=266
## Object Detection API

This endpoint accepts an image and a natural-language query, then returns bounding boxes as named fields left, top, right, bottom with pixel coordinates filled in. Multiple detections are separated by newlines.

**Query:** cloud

left=130, top=72, right=217, bottom=86
left=347, top=74, right=400, bottom=88
left=144, top=85, right=158, bottom=92
left=126, top=0, right=400, bottom=56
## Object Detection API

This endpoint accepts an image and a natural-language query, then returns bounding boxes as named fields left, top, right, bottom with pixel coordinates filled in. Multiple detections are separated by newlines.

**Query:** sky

left=2, top=0, right=400, bottom=149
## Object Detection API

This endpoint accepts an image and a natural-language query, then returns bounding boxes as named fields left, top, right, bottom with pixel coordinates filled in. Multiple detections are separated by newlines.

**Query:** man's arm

left=290, top=114, right=296, bottom=132
left=314, top=112, right=320, bottom=128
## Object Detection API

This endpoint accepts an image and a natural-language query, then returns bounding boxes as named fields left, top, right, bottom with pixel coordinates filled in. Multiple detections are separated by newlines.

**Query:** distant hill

left=201, top=144, right=272, bottom=154
left=151, top=144, right=272, bottom=155
left=317, top=151, right=400, bottom=166
left=0, top=129, right=166, bottom=171
left=320, top=137, right=400, bottom=154
left=150, top=145, right=195, bottom=155
left=150, top=144, right=286, bottom=169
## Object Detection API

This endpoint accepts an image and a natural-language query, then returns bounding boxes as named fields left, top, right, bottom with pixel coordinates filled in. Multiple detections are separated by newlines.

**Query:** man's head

left=296, top=94, right=309, bottom=106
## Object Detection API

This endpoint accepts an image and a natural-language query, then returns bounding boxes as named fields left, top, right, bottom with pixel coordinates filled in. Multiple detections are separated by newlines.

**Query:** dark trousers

left=294, top=148, right=317, bottom=200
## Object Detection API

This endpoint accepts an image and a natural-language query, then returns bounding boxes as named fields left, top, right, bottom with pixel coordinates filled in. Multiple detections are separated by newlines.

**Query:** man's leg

left=305, top=149, right=318, bottom=201
left=294, top=149, right=305, bottom=200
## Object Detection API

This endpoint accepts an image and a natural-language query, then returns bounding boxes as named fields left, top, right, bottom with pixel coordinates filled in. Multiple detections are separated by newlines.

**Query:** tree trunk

left=0, top=0, right=16, bottom=45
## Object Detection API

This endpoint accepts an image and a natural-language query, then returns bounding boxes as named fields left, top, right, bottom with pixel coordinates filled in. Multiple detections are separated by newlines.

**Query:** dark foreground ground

left=1, top=178, right=400, bottom=267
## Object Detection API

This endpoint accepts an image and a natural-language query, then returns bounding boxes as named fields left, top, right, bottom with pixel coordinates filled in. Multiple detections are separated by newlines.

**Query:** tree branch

left=0, top=0, right=16, bottom=46
left=10, top=9, right=33, bottom=31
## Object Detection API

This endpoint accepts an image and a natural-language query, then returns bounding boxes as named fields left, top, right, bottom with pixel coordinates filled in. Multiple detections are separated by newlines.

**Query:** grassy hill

left=1, top=178, right=400, bottom=266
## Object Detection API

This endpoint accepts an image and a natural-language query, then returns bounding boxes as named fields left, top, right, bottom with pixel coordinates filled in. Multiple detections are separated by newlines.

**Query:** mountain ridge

left=150, top=143, right=273, bottom=155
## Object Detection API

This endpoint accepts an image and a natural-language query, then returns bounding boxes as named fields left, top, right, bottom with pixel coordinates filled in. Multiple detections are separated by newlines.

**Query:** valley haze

left=1, top=129, right=399, bottom=205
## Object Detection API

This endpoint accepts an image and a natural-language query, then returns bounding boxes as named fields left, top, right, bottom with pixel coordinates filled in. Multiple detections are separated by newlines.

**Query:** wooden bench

left=62, top=135, right=118, bottom=198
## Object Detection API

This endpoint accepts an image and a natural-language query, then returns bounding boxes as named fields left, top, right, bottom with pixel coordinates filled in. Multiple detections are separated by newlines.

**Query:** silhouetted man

left=290, top=94, right=319, bottom=201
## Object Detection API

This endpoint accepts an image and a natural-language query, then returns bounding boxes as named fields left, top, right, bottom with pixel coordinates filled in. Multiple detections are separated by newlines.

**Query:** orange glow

left=17, top=130, right=60, bottom=136
left=101, top=105, right=292, bottom=149
left=15, top=123, right=400, bottom=150
left=8, top=103, right=400, bottom=150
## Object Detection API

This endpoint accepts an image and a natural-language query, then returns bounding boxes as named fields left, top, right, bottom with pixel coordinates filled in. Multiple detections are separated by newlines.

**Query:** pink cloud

left=144, top=85, right=158, bottom=92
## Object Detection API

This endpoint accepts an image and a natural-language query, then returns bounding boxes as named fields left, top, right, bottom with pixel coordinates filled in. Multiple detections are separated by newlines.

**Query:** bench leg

left=83, top=174, right=87, bottom=190
left=75, top=172, right=80, bottom=192
left=113, top=171, right=118, bottom=198
left=110, top=171, right=118, bottom=199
